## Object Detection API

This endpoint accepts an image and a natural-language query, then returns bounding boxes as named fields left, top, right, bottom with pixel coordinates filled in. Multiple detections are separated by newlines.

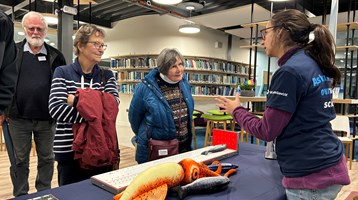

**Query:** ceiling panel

left=191, top=3, right=271, bottom=29
left=1, top=0, right=357, bottom=39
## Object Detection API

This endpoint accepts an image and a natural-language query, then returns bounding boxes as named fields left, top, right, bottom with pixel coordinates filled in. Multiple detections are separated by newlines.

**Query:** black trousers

left=57, top=160, right=113, bottom=186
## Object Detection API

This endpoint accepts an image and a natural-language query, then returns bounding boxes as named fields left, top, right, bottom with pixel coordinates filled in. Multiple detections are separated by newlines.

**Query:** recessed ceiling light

left=18, top=31, right=25, bottom=36
left=45, top=38, right=50, bottom=42
left=178, top=2, right=204, bottom=10
left=152, top=0, right=182, bottom=5
left=50, top=42, right=55, bottom=46
left=186, top=5, right=195, bottom=10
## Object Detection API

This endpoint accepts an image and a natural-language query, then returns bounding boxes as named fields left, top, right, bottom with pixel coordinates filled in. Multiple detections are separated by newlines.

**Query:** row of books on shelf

left=117, top=71, right=247, bottom=85
left=187, top=73, right=247, bottom=85
left=191, top=85, right=235, bottom=96
left=118, top=71, right=149, bottom=81
left=110, top=57, right=248, bottom=75
left=183, top=59, right=248, bottom=74
left=111, top=57, right=157, bottom=68
left=119, top=83, right=236, bottom=96
left=117, top=71, right=247, bottom=82
left=119, top=84, right=137, bottom=94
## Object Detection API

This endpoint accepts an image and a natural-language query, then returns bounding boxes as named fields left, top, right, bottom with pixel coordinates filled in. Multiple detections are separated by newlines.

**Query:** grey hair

left=73, top=24, right=105, bottom=56
left=21, top=11, right=48, bottom=31
left=157, top=48, right=184, bottom=75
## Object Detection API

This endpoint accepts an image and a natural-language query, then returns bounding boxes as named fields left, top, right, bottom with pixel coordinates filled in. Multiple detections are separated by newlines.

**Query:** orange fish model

left=113, top=159, right=236, bottom=200
left=179, top=158, right=224, bottom=185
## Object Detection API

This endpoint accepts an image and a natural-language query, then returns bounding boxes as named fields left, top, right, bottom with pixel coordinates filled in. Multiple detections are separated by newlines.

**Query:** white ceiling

left=188, top=3, right=357, bottom=68
left=192, top=4, right=270, bottom=29
left=192, top=3, right=271, bottom=39
left=190, top=3, right=358, bottom=40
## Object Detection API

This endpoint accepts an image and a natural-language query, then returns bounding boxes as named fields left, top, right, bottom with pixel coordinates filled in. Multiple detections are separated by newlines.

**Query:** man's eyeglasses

left=88, top=41, right=107, bottom=50
left=25, top=26, right=45, bottom=33
left=260, top=26, right=278, bottom=40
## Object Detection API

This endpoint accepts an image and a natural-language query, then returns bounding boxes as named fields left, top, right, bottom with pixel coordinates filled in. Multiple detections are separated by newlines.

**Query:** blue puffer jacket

left=128, top=68, right=194, bottom=163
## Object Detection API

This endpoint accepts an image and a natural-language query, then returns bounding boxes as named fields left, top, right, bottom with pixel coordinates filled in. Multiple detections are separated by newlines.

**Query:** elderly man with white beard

left=5, top=11, right=66, bottom=197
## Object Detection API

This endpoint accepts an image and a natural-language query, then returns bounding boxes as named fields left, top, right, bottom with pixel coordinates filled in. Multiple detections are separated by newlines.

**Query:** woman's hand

left=67, top=94, right=75, bottom=106
left=215, top=92, right=241, bottom=114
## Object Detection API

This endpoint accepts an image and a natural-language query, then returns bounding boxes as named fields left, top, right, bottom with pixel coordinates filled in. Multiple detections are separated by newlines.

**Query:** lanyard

left=81, top=75, right=93, bottom=89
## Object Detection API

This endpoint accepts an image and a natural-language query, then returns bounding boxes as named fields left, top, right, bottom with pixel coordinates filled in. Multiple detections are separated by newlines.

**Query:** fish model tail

left=170, top=185, right=188, bottom=200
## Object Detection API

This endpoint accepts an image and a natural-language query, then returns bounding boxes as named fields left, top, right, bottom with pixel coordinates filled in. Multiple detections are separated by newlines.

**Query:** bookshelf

left=335, top=21, right=358, bottom=98
left=239, top=20, right=268, bottom=98
left=110, top=54, right=250, bottom=96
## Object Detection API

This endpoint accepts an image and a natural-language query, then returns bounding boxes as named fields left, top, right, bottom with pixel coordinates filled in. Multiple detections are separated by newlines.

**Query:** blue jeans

left=286, top=184, right=343, bottom=200
left=8, top=118, right=56, bottom=197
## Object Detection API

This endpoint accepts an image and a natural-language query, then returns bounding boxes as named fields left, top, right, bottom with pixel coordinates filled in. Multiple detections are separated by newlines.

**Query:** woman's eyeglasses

left=88, top=41, right=108, bottom=50
left=260, top=26, right=278, bottom=40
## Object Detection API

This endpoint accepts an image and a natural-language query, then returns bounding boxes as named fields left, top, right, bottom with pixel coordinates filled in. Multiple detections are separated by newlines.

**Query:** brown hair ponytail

left=304, top=24, right=340, bottom=87
left=271, top=9, right=341, bottom=87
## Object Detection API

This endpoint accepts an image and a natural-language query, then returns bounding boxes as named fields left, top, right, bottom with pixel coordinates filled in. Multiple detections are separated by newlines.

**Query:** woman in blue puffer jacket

left=128, top=48, right=194, bottom=164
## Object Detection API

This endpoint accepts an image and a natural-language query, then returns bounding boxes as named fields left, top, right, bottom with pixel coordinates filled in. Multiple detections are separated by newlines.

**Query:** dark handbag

left=148, top=138, right=179, bottom=161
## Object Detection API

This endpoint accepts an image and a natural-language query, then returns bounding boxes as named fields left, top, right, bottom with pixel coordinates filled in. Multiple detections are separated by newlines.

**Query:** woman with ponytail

left=216, top=9, right=349, bottom=199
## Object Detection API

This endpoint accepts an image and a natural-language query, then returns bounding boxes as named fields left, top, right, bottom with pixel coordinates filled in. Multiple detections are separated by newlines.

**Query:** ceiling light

left=152, top=0, right=182, bottom=5
left=179, top=24, right=200, bottom=34
left=177, top=4, right=201, bottom=34
left=178, top=2, right=204, bottom=10
left=268, top=0, right=290, bottom=1
left=186, top=5, right=195, bottom=10
left=178, top=2, right=204, bottom=33
left=18, top=31, right=25, bottom=36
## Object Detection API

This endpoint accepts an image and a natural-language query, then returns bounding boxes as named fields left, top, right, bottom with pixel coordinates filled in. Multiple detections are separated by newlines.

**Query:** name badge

left=38, top=56, right=46, bottom=61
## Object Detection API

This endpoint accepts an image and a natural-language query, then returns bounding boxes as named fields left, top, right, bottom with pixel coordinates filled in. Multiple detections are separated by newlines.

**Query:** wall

left=102, top=15, right=249, bottom=63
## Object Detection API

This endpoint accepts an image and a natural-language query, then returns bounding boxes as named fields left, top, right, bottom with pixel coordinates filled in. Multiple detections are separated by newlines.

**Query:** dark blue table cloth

left=13, top=143, right=286, bottom=200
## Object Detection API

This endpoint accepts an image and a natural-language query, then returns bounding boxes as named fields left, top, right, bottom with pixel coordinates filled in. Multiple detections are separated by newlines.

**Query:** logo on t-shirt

left=267, top=90, right=288, bottom=97
left=312, top=74, right=333, bottom=108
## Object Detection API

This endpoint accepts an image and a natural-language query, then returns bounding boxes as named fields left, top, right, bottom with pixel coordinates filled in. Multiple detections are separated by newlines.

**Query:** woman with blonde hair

left=49, top=24, right=119, bottom=186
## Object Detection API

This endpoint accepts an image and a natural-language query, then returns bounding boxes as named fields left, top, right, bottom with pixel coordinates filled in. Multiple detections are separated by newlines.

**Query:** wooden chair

left=330, top=115, right=353, bottom=170
left=192, top=110, right=203, bottom=149
left=192, top=115, right=197, bottom=149
left=240, top=115, right=262, bottom=145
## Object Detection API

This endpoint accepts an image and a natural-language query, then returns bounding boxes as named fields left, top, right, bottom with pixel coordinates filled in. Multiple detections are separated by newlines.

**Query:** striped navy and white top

left=48, top=58, right=119, bottom=162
